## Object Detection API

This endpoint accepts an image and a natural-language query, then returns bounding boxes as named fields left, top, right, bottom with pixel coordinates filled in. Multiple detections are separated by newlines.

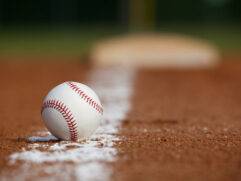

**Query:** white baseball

left=41, top=81, right=103, bottom=141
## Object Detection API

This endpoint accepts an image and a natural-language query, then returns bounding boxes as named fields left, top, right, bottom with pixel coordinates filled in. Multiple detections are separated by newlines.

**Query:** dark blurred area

left=0, top=0, right=240, bottom=54
left=0, top=0, right=240, bottom=27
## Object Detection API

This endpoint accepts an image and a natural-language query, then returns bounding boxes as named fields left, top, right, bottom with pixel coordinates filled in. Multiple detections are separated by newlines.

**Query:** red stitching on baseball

left=66, top=81, right=103, bottom=115
left=41, top=100, right=78, bottom=141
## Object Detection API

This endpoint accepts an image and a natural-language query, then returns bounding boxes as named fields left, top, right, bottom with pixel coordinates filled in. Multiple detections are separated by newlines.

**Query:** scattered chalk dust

left=1, top=67, right=135, bottom=181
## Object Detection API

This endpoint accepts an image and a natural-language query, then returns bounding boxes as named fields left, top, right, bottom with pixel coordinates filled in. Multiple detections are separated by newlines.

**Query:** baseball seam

left=41, top=100, right=78, bottom=141
left=66, top=81, right=103, bottom=115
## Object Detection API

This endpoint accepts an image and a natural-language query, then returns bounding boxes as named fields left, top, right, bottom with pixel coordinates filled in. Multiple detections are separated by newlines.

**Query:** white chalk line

left=1, top=67, right=135, bottom=181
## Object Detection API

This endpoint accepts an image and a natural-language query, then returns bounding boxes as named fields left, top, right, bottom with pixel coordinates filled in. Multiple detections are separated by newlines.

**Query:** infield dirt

left=0, top=58, right=89, bottom=171
left=1, top=55, right=241, bottom=181
left=113, top=55, right=241, bottom=181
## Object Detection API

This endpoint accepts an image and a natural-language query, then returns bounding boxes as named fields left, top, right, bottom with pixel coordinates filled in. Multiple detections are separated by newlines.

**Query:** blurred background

left=0, top=0, right=240, bottom=55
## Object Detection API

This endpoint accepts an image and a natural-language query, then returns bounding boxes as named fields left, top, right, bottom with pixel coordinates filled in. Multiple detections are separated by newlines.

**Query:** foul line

left=2, top=67, right=135, bottom=181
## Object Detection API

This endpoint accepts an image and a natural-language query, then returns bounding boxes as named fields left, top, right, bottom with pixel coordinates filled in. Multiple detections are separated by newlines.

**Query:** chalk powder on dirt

left=2, top=67, right=135, bottom=181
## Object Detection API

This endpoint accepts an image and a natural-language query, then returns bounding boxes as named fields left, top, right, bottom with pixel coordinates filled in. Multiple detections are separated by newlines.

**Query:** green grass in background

left=158, top=24, right=241, bottom=51
left=0, top=24, right=240, bottom=56
left=0, top=26, right=123, bottom=56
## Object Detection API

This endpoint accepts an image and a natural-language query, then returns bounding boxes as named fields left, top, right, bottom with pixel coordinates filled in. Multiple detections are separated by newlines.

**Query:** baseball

left=41, top=81, right=103, bottom=141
